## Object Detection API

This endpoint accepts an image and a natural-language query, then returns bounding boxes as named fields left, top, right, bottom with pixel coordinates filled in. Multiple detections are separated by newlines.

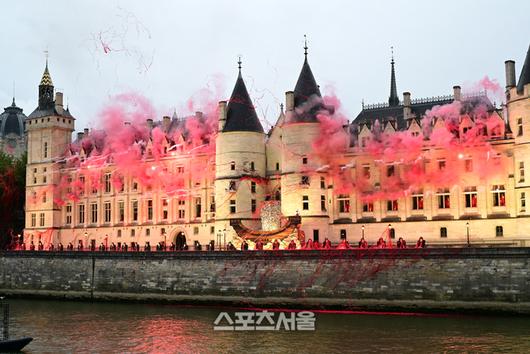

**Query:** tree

left=0, top=151, right=26, bottom=249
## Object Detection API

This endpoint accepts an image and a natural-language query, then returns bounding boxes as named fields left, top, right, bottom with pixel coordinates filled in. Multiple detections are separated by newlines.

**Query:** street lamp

left=361, top=225, right=365, bottom=238
left=223, top=229, right=226, bottom=250
left=466, top=221, right=470, bottom=247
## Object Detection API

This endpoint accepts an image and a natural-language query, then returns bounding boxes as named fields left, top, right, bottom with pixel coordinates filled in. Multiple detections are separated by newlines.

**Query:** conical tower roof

left=517, top=44, right=530, bottom=94
left=40, top=60, right=53, bottom=86
left=223, top=61, right=264, bottom=133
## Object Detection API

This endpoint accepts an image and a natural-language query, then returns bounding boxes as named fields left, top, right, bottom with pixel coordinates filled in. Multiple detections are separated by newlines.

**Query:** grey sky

left=1, top=0, right=529, bottom=132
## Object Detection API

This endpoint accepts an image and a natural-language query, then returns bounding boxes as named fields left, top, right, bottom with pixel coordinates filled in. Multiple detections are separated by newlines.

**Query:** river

left=4, top=299, right=530, bottom=353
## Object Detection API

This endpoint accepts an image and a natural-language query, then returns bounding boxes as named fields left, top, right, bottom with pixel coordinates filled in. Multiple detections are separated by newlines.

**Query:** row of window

left=306, top=226, right=505, bottom=242
left=299, top=186, right=508, bottom=213
left=64, top=197, right=214, bottom=225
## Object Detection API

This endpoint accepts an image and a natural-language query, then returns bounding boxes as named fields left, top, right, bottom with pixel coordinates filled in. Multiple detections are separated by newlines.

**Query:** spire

left=40, top=51, right=53, bottom=87
left=388, top=46, right=399, bottom=106
left=516, top=44, right=530, bottom=94
left=223, top=62, right=264, bottom=133
left=38, top=54, right=55, bottom=110
left=304, top=34, right=308, bottom=59
left=237, top=55, right=242, bottom=76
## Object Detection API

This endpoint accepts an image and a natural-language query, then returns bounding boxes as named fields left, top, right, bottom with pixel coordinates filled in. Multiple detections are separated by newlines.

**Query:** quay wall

left=1, top=248, right=530, bottom=314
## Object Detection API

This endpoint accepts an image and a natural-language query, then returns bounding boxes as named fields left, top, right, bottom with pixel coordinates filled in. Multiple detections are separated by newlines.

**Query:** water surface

left=5, top=299, right=530, bottom=353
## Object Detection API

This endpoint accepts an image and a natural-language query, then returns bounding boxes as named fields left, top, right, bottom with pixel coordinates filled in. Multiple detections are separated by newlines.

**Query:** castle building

left=24, top=44, right=530, bottom=248
left=0, top=97, right=26, bottom=158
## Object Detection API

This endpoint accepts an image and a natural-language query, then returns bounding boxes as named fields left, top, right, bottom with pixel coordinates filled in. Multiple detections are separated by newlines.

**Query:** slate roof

left=291, top=54, right=327, bottom=123
left=517, top=44, right=530, bottom=94
left=223, top=70, right=264, bottom=133
left=0, top=98, right=26, bottom=137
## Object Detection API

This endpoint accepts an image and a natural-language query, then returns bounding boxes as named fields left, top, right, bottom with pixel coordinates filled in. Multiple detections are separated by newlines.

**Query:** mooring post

left=1, top=297, right=9, bottom=340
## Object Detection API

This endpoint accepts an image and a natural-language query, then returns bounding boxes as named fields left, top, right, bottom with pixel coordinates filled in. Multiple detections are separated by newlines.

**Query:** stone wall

left=1, top=248, right=530, bottom=314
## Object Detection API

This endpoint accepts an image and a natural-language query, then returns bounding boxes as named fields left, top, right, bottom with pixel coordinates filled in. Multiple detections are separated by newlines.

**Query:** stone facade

left=1, top=249, right=530, bottom=314
left=23, top=46, right=530, bottom=249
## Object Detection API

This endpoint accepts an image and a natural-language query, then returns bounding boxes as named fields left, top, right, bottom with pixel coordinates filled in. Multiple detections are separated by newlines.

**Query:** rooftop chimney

left=285, top=91, right=295, bottom=111
left=505, top=60, right=516, bottom=88
left=163, top=116, right=171, bottom=130
left=218, top=101, right=227, bottom=131
left=83, top=128, right=89, bottom=136
left=403, top=92, right=411, bottom=106
left=146, top=118, right=154, bottom=129
left=77, top=132, right=84, bottom=141
left=453, top=86, right=462, bottom=101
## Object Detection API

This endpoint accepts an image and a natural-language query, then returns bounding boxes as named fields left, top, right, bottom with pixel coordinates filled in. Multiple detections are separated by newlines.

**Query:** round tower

left=215, top=60, right=266, bottom=240
left=280, top=42, right=330, bottom=243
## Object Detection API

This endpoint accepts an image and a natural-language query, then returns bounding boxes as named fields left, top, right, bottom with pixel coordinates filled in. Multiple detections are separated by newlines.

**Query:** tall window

left=386, top=165, right=395, bottom=177
left=320, top=177, right=326, bottom=189
left=132, top=180, right=138, bottom=191
left=250, top=161, right=255, bottom=171
left=437, top=189, right=450, bottom=209
left=117, top=229, right=122, bottom=238
left=362, top=164, right=370, bottom=178
left=338, top=195, right=350, bottom=213
left=275, top=162, right=280, bottom=171
left=33, top=168, right=37, bottom=184
left=465, top=159, right=473, bottom=172
left=39, top=213, right=45, bottom=226
left=65, top=204, right=72, bottom=225
left=301, top=175, right=310, bottom=185
left=146, top=229, right=150, bottom=237
left=195, top=197, right=201, bottom=218
left=251, top=199, right=256, bottom=213
left=519, top=161, right=525, bottom=182
left=496, top=226, right=504, bottom=237
left=440, top=227, right=448, bottom=238
left=438, top=159, right=446, bottom=170
left=43, top=167, right=47, bottom=183
left=104, top=202, right=111, bottom=223
left=492, top=185, right=506, bottom=207
left=79, top=175, right=85, bottom=196
left=387, top=200, right=398, bottom=211
left=302, top=196, right=309, bottom=210
left=250, top=181, right=256, bottom=193
left=464, top=187, right=478, bottom=208
left=132, top=200, right=138, bottom=222
left=521, top=192, right=526, bottom=210
left=302, top=157, right=308, bottom=165
left=517, top=118, right=523, bottom=136
left=31, top=213, right=36, bottom=227
left=43, top=142, right=48, bottom=158
left=42, top=193, right=47, bottom=203
left=78, top=204, right=85, bottom=224
left=210, top=196, right=216, bottom=213
left=321, top=195, right=326, bottom=211
left=362, top=202, right=374, bottom=213
left=104, top=173, right=112, bottom=193
left=412, top=191, right=424, bottom=210
left=178, top=200, right=185, bottom=219
left=118, top=200, right=125, bottom=222
left=90, top=203, right=98, bottom=224
left=228, top=180, right=237, bottom=192
left=230, top=200, right=236, bottom=214
left=230, top=161, right=235, bottom=171
left=147, top=199, right=153, bottom=221
left=162, top=198, right=168, bottom=220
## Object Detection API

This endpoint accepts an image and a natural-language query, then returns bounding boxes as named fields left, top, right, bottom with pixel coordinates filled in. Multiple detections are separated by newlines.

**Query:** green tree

left=0, top=151, right=26, bottom=249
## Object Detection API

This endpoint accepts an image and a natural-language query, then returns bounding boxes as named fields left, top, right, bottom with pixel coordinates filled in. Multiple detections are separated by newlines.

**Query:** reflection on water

left=6, top=299, right=530, bottom=353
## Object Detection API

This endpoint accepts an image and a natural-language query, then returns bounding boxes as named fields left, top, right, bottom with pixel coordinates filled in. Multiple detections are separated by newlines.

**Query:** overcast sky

left=1, top=0, right=529, bottom=132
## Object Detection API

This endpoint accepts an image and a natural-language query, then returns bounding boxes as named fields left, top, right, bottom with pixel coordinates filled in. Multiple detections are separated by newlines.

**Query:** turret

left=215, top=58, right=266, bottom=236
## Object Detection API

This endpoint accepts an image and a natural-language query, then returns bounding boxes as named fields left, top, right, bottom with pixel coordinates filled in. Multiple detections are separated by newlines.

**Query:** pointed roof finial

left=304, top=34, right=308, bottom=58
left=237, top=55, right=242, bottom=73
left=12, top=81, right=16, bottom=106
left=280, top=102, right=284, bottom=113
left=388, top=46, right=399, bottom=106
left=40, top=50, right=53, bottom=86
